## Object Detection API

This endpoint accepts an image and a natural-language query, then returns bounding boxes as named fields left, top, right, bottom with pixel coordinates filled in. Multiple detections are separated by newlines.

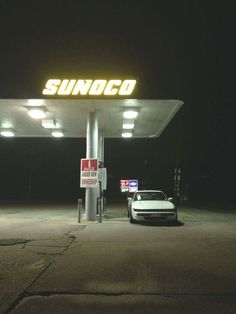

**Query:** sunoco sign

left=42, top=79, right=136, bottom=96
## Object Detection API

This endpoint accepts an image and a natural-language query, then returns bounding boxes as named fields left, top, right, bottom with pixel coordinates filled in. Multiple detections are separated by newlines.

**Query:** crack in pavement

left=15, top=291, right=236, bottom=297
left=8, top=291, right=236, bottom=313
left=4, top=233, right=77, bottom=314
left=0, top=239, right=30, bottom=246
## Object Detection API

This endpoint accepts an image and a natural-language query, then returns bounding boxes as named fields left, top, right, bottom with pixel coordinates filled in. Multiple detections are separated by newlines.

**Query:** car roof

left=135, top=190, right=164, bottom=193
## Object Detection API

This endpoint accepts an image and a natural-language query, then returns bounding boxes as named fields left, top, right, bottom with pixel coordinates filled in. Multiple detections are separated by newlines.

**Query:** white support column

left=85, top=111, right=98, bottom=221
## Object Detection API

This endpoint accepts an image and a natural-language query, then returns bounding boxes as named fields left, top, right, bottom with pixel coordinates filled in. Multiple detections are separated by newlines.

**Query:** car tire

left=173, top=212, right=178, bottom=224
left=129, top=213, right=137, bottom=224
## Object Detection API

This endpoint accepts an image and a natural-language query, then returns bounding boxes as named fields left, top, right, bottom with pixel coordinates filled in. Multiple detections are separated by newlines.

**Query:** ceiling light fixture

left=42, top=119, right=59, bottom=129
left=123, top=123, right=135, bottom=129
left=27, top=99, right=44, bottom=106
left=122, top=132, right=132, bottom=138
left=28, top=108, right=47, bottom=119
left=123, top=110, right=138, bottom=119
left=0, top=129, right=15, bottom=137
left=51, top=130, right=64, bottom=138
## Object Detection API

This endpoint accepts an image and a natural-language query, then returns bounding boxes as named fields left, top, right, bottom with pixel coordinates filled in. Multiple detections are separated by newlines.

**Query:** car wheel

left=129, top=213, right=137, bottom=224
left=173, top=213, right=178, bottom=224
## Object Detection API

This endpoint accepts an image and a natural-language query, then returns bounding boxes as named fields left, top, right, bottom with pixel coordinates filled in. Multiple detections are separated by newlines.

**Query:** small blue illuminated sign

left=129, top=180, right=138, bottom=192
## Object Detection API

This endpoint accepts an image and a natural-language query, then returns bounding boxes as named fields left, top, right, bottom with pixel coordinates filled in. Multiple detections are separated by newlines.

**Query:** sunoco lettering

left=42, top=79, right=136, bottom=96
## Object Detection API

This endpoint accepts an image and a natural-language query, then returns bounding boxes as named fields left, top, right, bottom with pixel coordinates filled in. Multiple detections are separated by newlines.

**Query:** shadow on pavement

left=137, top=220, right=184, bottom=227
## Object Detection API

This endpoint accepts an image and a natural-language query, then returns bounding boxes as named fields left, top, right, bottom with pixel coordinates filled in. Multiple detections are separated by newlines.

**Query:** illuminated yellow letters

left=72, top=80, right=93, bottom=95
left=119, top=80, right=136, bottom=95
left=57, top=79, right=76, bottom=95
left=42, top=79, right=136, bottom=96
left=89, top=80, right=107, bottom=95
left=104, top=80, right=122, bottom=95
left=42, top=79, right=61, bottom=95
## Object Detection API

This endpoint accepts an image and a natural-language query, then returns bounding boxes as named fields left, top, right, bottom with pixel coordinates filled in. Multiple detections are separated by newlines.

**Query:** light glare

left=42, top=120, right=59, bottom=129
left=28, top=108, right=46, bottom=119
left=27, top=99, right=44, bottom=106
left=123, top=123, right=134, bottom=129
left=0, top=130, right=15, bottom=137
left=122, top=132, right=132, bottom=138
left=123, top=110, right=138, bottom=119
left=51, top=131, right=64, bottom=138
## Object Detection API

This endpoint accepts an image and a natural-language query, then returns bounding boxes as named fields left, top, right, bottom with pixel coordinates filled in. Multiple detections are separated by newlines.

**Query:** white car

left=128, top=190, right=177, bottom=223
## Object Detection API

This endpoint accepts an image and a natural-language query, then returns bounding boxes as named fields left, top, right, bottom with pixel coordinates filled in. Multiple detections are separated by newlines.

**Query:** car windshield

left=134, top=192, right=166, bottom=201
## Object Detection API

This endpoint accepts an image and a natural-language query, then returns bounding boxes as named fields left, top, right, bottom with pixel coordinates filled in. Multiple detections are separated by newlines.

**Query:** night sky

left=0, top=1, right=235, bottom=204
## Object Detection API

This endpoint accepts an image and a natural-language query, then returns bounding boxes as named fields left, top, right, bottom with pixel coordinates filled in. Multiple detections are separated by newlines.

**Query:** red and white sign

left=120, top=179, right=129, bottom=192
left=80, top=158, right=98, bottom=188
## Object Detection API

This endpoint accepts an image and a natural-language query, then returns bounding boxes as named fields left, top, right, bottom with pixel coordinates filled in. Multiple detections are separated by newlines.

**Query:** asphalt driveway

left=0, top=202, right=235, bottom=313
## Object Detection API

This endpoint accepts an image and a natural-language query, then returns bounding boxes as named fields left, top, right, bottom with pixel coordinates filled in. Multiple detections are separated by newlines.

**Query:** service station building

left=0, top=78, right=183, bottom=221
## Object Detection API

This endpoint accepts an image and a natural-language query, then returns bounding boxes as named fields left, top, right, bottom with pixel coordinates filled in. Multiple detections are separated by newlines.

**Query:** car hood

left=132, top=200, right=175, bottom=210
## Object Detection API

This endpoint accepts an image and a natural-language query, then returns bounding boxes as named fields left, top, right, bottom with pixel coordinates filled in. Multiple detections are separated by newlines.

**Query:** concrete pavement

left=0, top=202, right=236, bottom=313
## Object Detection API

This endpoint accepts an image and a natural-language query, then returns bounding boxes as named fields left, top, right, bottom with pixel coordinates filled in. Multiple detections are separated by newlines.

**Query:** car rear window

left=134, top=192, right=166, bottom=201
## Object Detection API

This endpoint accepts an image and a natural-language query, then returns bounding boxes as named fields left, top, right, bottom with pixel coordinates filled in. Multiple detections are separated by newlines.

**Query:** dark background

left=0, top=1, right=235, bottom=205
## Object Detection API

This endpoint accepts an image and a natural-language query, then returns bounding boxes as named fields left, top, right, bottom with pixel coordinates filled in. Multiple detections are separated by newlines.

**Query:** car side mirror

left=127, top=197, right=132, bottom=202
left=168, top=197, right=173, bottom=202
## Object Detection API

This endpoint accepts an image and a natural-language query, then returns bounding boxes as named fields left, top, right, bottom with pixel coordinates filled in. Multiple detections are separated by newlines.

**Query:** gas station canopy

left=0, top=78, right=184, bottom=221
left=0, top=99, right=183, bottom=138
